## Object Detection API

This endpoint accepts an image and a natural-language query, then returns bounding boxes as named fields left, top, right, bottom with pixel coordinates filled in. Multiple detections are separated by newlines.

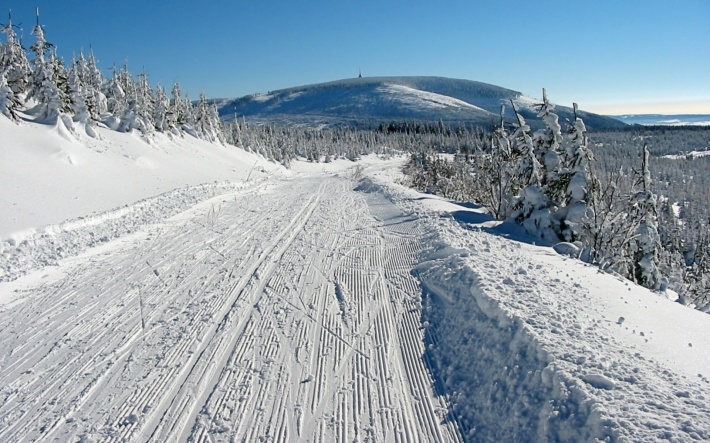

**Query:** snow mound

left=552, top=242, right=583, bottom=258
left=353, top=177, right=383, bottom=194
left=417, top=255, right=603, bottom=441
left=415, top=225, right=710, bottom=442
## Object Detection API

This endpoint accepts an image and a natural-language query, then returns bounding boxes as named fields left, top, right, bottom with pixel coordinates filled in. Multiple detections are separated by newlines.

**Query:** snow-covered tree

left=509, top=102, right=544, bottom=224
left=128, top=71, right=155, bottom=134
left=152, top=83, right=170, bottom=132
left=482, top=106, right=516, bottom=218
left=85, top=50, right=107, bottom=118
left=558, top=103, right=596, bottom=242
left=628, top=145, right=661, bottom=289
left=168, top=83, right=184, bottom=131
left=0, top=70, right=19, bottom=120
left=103, top=65, right=124, bottom=114
left=26, top=18, right=68, bottom=121
left=0, top=12, right=31, bottom=96
left=194, top=92, right=222, bottom=142
left=516, top=90, right=567, bottom=241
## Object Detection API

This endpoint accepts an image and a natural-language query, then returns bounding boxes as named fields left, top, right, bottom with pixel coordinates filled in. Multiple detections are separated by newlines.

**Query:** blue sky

left=3, top=0, right=708, bottom=114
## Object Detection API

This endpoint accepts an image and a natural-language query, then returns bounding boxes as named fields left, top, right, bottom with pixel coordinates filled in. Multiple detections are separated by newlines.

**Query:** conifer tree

left=131, top=71, right=155, bottom=134
left=558, top=103, right=596, bottom=242
left=152, top=83, right=170, bottom=132
left=104, top=65, right=126, bottom=119
left=0, top=70, right=19, bottom=120
left=0, top=11, right=31, bottom=96
left=628, top=145, right=661, bottom=289
left=85, top=50, right=107, bottom=118
left=28, top=10, right=56, bottom=117
left=509, top=101, right=543, bottom=223
left=68, top=54, right=90, bottom=122
left=194, top=92, right=221, bottom=142
left=533, top=89, right=566, bottom=209
left=166, top=82, right=185, bottom=133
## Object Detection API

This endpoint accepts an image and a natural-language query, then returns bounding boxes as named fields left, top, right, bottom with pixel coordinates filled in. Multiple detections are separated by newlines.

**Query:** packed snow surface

left=1, top=119, right=709, bottom=442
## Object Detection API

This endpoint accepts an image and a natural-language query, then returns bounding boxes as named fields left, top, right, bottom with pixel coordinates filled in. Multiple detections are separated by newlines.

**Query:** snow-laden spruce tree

left=67, top=57, right=90, bottom=122
left=152, top=83, right=170, bottom=133
left=0, top=13, right=31, bottom=97
left=68, top=51, right=106, bottom=125
left=102, top=66, right=126, bottom=129
left=193, top=92, right=222, bottom=143
left=167, top=82, right=186, bottom=134
left=533, top=89, right=567, bottom=203
left=509, top=102, right=544, bottom=224
left=628, top=145, right=661, bottom=289
left=122, top=71, right=155, bottom=135
left=66, top=54, right=101, bottom=138
left=27, top=15, right=61, bottom=120
left=558, top=103, right=597, bottom=243
left=84, top=51, right=107, bottom=119
left=516, top=90, right=567, bottom=241
left=0, top=70, right=19, bottom=120
left=481, top=106, right=517, bottom=218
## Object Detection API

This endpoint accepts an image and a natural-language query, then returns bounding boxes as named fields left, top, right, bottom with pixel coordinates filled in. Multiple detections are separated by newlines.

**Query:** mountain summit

left=217, top=76, right=626, bottom=129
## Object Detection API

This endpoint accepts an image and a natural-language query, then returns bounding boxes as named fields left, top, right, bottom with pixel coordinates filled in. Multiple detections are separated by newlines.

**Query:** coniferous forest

left=2, top=10, right=709, bottom=312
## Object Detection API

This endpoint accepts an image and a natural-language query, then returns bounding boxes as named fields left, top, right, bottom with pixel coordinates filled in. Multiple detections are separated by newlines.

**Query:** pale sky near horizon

left=2, top=0, right=708, bottom=115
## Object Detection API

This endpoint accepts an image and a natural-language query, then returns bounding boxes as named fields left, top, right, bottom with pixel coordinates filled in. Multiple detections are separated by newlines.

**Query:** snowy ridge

left=219, top=76, right=627, bottom=130
left=662, top=150, right=710, bottom=160
left=361, top=168, right=710, bottom=441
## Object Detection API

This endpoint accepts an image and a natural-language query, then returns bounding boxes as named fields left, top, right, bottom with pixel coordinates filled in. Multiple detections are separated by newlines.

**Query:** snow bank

left=0, top=116, right=280, bottom=238
left=361, top=165, right=710, bottom=442
left=0, top=115, right=283, bottom=281
left=417, top=254, right=605, bottom=441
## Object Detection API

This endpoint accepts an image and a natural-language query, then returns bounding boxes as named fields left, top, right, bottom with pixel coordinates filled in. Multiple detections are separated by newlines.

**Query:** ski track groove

left=0, top=175, right=462, bottom=442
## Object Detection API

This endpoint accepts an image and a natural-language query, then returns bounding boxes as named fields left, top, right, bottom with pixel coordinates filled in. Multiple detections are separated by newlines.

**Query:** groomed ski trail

left=0, top=174, right=462, bottom=443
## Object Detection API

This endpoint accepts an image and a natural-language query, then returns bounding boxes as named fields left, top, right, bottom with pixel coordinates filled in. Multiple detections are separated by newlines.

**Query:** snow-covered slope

left=0, top=116, right=279, bottom=240
left=218, top=76, right=627, bottom=130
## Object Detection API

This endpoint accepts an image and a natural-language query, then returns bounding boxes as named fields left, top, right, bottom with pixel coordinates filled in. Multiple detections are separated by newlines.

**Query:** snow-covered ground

left=1, top=118, right=709, bottom=442
left=0, top=116, right=280, bottom=240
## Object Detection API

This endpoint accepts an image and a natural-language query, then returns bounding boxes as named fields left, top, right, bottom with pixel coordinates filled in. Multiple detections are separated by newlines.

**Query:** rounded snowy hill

left=217, top=76, right=626, bottom=129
